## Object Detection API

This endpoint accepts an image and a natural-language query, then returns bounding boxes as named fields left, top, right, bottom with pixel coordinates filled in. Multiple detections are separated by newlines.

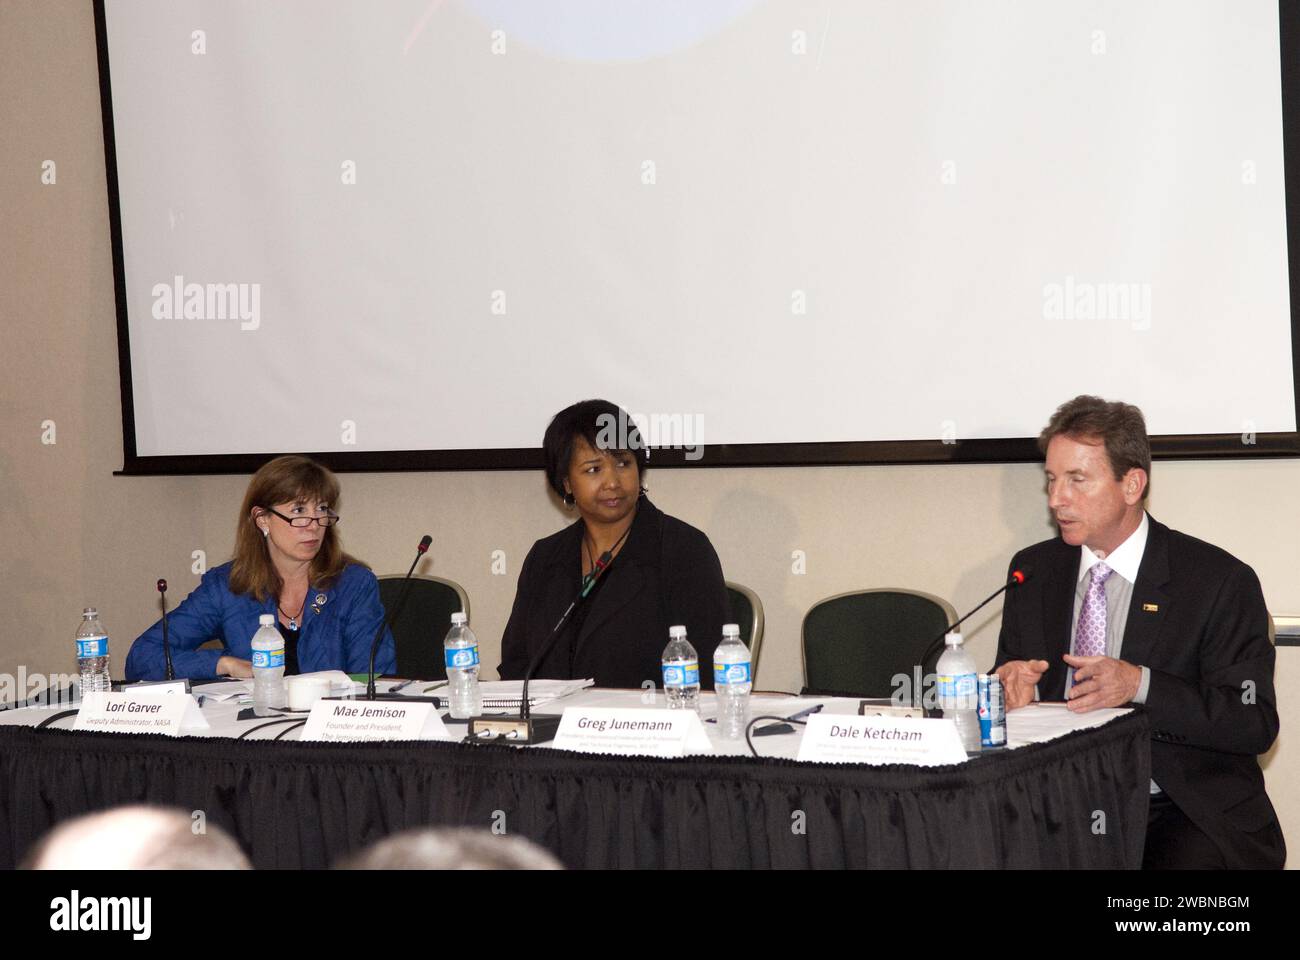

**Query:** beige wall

left=2, top=1, right=1295, bottom=862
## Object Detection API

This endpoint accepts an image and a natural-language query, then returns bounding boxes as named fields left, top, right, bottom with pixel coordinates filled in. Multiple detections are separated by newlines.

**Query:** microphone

left=916, top=567, right=1032, bottom=683
left=365, top=534, right=432, bottom=700
left=157, top=579, right=176, bottom=682
left=467, top=548, right=615, bottom=745
left=122, top=578, right=190, bottom=693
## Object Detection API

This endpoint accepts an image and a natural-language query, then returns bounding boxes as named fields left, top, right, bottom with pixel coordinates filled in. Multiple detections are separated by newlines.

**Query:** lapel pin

left=1142, top=603, right=1159, bottom=612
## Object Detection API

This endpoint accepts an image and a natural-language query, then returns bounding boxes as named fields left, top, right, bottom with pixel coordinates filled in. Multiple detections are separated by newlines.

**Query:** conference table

left=0, top=682, right=1151, bottom=869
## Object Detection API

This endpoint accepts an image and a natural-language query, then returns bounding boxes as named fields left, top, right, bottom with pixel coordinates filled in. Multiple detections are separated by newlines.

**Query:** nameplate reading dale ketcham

left=797, top=714, right=968, bottom=766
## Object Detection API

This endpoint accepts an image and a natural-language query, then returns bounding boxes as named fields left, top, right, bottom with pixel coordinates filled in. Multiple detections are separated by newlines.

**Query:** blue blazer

left=125, top=562, right=396, bottom=681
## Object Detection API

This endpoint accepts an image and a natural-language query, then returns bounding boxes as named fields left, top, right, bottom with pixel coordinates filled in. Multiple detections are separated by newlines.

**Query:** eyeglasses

left=264, top=507, right=340, bottom=528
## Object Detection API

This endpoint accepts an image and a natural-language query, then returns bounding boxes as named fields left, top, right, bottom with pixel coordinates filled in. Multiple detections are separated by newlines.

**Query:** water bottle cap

left=259, top=614, right=275, bottom=626
left=722, top=623, right=740, bottom=638
left=668, top=625, right=686, bottom=639
left=82, top=607, right=97, bottom=618
left=945, top=631, right=964, bottom=646
left=450, top=612, right=467, bottom=624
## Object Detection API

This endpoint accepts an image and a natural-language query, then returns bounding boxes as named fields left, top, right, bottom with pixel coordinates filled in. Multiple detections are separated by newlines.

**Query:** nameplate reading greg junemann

left=553, top=707, right=713, bottom=757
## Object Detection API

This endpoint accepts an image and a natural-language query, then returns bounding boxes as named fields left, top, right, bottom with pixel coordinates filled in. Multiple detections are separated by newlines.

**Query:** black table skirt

left=0, top=711, right=1150, bottom=869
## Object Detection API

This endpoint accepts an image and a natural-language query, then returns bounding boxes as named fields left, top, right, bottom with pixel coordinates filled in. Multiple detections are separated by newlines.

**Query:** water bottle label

left=252, top=648, right=284, bottom=669
left=76, top=636, right=108, bottom=658
left=937, top=672, right=978, bottom=705
left=661, top=661, right=699, bottom=688
left=713, top=661, right=751, bottom=686
left=445, top=645, right=480, bottom=669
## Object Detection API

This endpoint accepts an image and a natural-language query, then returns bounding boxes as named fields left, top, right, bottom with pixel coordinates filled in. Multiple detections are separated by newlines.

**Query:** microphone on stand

left=157, top=579, right=176, bottom=682
left=365, top=534, right=432, bottom=701
left=122, top=578, right=190, bottom=693
left=916, top=567, right=1032, bottom=680
left=467, top=548, right=615, bottom=745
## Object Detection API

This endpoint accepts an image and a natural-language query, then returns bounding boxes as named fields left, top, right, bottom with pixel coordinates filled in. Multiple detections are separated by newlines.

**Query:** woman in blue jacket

left=125, top=456, right=395, bottom=681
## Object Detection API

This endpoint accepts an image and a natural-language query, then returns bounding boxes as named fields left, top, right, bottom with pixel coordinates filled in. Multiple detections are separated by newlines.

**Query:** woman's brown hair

left=228, top=456, right=365, bottom=601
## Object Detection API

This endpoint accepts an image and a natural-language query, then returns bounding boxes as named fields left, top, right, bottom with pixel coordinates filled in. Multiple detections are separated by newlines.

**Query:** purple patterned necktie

left=1075, top=562, right=1113, bottom=659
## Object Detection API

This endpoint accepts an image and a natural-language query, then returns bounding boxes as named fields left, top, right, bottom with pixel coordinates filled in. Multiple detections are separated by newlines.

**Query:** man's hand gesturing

left=994, top=659, right=1049, bottom=709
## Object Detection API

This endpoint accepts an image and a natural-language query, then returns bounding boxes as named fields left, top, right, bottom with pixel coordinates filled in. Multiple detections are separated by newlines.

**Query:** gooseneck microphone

left=917, top=567, right=1032, bottom=675
left=365, top=534, right=432, bottom=700
left=157, top=579, right=176, bottom=682
left=524, top=549, right=613, bottom=720
left=467, top=548, right=616, bottom=745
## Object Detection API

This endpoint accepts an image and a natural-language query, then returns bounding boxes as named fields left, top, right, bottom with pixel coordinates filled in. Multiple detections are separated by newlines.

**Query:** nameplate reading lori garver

left=796, top=714, right=968, bottom=766
left=553, top=707, right=713, bottom=757
left=300, top=699, right=452, bottom=742
left=74, top=691, right=207, bottom=737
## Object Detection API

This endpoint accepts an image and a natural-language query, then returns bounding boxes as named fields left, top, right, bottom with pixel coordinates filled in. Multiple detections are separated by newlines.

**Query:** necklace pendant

left=289, top=618, right=298, bottom=630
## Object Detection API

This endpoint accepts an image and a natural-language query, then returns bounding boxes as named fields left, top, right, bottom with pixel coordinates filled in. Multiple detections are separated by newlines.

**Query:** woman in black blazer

left=498, top=399, right=730, bottom=689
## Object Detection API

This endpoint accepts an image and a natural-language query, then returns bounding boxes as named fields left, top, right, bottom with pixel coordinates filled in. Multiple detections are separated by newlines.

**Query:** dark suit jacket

left=995, top=514, right=1285, bottom=869
left=498, top=497, right=730, bottom=690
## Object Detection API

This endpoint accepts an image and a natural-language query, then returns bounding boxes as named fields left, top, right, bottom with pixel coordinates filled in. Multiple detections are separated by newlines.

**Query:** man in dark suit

left=995, top=395, right=1285, bottom=869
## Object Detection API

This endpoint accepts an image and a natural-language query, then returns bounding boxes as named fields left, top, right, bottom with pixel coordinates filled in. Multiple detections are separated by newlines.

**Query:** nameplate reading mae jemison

left=796, top=714, right=968, bottom=766
left=553, top=707, right=713, bottom=757
left=300, top=700, right=453, bottom=742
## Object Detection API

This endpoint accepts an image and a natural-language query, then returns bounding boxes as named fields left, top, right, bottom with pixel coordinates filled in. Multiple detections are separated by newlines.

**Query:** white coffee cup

left=286, top=675, right=333, bottom=712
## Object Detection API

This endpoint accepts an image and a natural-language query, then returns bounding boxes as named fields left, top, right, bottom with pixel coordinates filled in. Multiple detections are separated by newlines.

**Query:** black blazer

left=995, top=514, right=1285, bottom=868
left=498, top=497, right=730, bottom=690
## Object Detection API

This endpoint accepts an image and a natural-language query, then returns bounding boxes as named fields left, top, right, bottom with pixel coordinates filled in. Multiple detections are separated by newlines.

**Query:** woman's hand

left=217, top=656, right=253, bottom=679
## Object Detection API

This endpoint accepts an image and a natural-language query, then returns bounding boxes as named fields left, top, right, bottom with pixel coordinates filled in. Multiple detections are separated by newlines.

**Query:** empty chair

left=802, top=588, right=957, bottom=698
left=378, top=574, right=470, bottom=680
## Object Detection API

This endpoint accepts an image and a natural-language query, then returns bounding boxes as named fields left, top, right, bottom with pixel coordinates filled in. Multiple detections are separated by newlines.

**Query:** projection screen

left=96, top=0, right=1300, bottom=472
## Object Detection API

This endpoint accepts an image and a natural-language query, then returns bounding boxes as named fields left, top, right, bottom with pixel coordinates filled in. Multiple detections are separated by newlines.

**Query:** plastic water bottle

left=251, top=614, right=286, bottom=716
left=713, top=623, right=752, bottom=738
left=661, top=625, right=700, bottom=711
left=75, top=608, right=111, bottom=696
left=444, top=612, right=481, bottom=719
left=936, top=631, right=981, bottom=754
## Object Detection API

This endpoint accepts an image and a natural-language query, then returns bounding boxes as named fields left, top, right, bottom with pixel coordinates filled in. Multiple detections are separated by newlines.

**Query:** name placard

left=553, top=707, right=713, bottom=757
left=74, top=691, right=209, bottom=736
left=122, top=679, right=190, bottom=697
left=300, top=699, right=452, bottom=742
left=796, top=714, right=968, bottom=766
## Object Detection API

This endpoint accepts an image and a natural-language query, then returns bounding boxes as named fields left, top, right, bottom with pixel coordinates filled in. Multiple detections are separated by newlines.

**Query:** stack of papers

left=451, top=679, right=594, bottom=709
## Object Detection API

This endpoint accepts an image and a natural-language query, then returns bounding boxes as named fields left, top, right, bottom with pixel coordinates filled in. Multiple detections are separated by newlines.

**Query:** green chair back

left=378, top=574, right=470, bottom=681
left=802, top=589, right=957, bottom=698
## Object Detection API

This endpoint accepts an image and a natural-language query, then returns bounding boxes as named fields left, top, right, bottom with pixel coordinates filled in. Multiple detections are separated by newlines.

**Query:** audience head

left=338, top=827, right=563, bottom=870
left=24, top=805, right=250, bottom=870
